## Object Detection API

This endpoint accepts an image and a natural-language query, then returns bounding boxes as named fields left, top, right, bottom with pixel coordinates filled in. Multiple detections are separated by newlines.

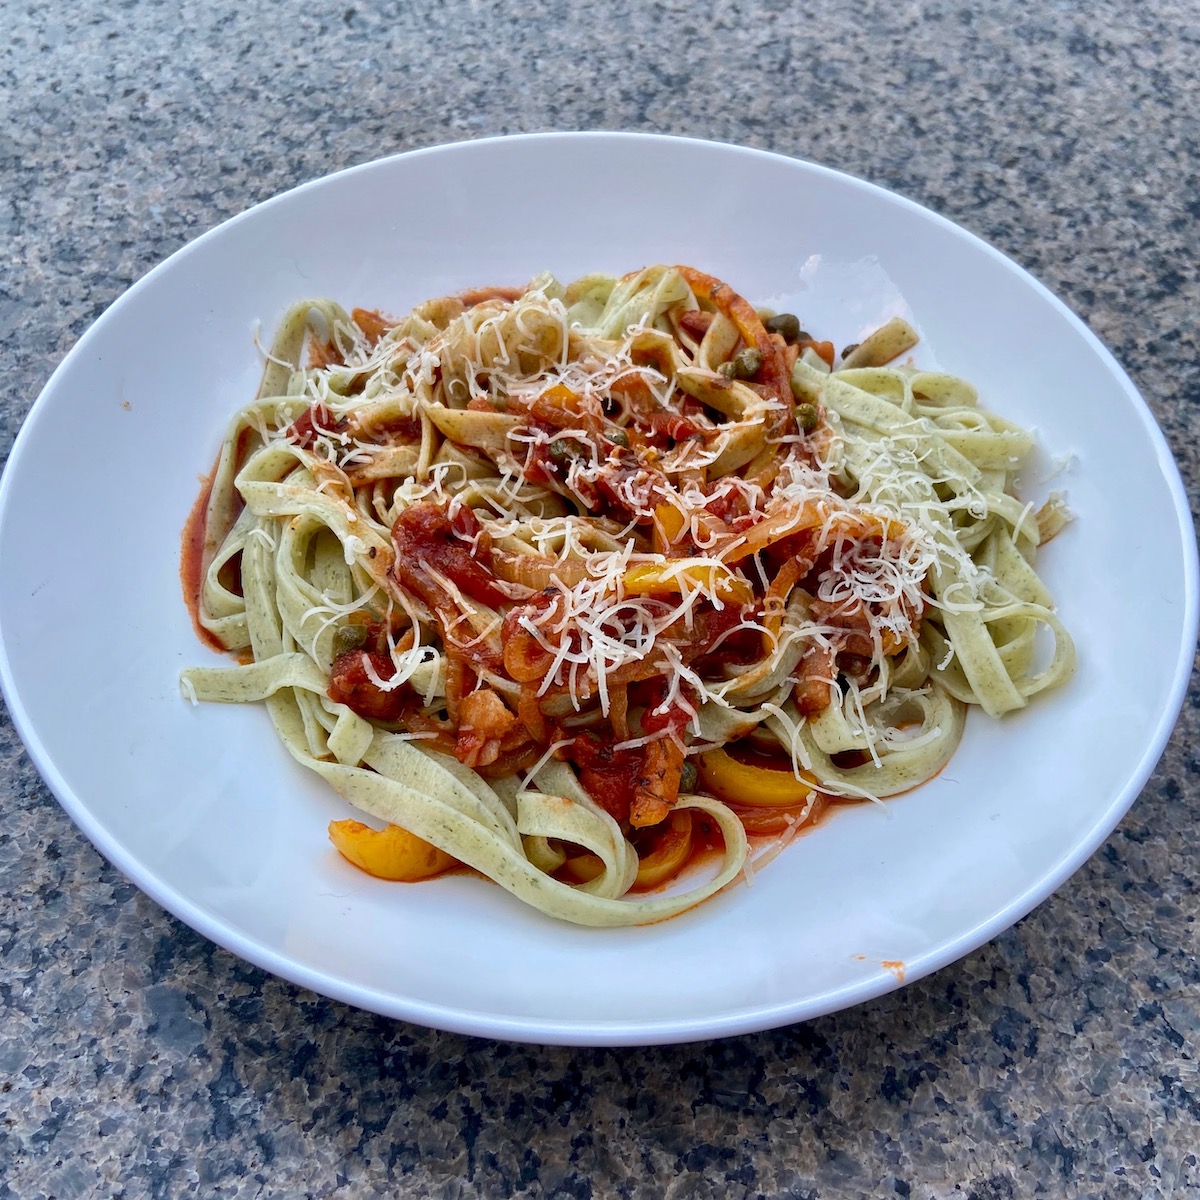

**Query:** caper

left=608, top=428, right=629, bottom=447
left=795, top=402, right=820, bottom=432
left=547, top=438, right=574, bottom=466
left=718, top=347, right=763, bottom=380
left=332, top=624, right=368, bottom=657
left=765, top=312, right=801, bottom=342
left=736, top=347, right=763, bottom=376
left=679, top=760, right=698, bottom=793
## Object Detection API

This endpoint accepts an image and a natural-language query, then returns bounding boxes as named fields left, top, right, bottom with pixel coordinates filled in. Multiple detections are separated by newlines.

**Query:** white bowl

left=1, top=133, right=1194, bottom=1045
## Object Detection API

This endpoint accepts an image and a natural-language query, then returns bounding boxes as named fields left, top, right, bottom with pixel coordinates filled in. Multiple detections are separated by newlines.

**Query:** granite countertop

left=2, top=1, right=1198, bottom=1196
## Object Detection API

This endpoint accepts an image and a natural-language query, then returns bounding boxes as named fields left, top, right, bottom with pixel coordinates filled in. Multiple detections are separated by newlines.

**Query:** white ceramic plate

left=2, top=134, right=1195, bottom=1045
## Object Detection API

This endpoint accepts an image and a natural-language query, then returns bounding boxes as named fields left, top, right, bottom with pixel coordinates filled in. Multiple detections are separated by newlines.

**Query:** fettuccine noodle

left=180, top=266, right=1074, bottom=926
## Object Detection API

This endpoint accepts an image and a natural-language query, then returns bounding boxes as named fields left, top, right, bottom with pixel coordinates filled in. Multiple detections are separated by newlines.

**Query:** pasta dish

left=180, top=266, right=1074, bottom=926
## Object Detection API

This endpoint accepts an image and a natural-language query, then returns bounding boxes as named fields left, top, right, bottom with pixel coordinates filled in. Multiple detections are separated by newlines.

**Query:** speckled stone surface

left=2, top=1, right=1198, bottom=1196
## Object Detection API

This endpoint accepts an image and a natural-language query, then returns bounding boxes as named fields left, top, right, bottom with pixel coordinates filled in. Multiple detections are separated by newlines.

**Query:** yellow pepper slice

left=564, top=811, right=696, bottom=890
left=652, top=502, right=686, bottom=553
left=328, top=819, right=457, bottom=881
left=696, top=747, right=817, bottom=807
left=538, top=383, right=581, bottom=410
left=623, top=558, right=753, bottom=605
left=633, top=811, right=694, bottom=889
left=562, top=852, right=604, bottom=884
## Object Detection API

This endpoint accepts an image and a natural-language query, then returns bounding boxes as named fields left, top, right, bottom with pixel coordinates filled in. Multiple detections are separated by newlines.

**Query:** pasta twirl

left=180, top=266, right=1075, bottom=926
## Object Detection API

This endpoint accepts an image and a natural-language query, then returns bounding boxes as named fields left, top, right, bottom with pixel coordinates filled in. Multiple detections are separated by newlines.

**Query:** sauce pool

left=179, top=466, right=225, bottom=653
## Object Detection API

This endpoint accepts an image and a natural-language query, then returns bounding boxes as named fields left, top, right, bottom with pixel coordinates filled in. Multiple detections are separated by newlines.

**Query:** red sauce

left=328, top=650, right=409, bottom=722
left=284, top=403, right=333, bottom=450
left=638, top=682, right=697, bottom=738
left=633, top=794, right=843, bottom=912
left=180, top=466, right=225, bottom=653
left=676, top=309, right=714, bottom=340
left=307, top=338, right=342, bottom=370
left=351, top=307, right=392, bottom=345
left=591, top=458, right=660, bottom=524
left=392, top=502, right=509, bottom=610
left=567, top=734, right=644, bottom=824
left=646, top=410, right=701, bottom=441
left=732, top=794, right=834, bottom=837
left=457, top=286, right=524, bottom=308
left=690, top=603, right=759, bottom=672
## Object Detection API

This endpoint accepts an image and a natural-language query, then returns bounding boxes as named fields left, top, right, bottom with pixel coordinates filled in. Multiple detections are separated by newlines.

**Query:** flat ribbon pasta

left=181, top=269, right=1075, bottom=926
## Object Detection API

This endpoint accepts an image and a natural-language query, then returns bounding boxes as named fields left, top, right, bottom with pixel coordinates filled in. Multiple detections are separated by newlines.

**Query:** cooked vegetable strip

left=327, top=819, right=457, bottom=881
left=180, top=266, right=1074, bottom=926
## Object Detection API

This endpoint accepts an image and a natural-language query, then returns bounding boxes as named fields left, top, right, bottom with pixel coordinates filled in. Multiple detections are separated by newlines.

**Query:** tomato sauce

left=328, top=650, right=411, bottom=723
left=392, top=503, right=509, bottom=610
left=457, top=286, right=524, bottom=308
left=179, top=467, right=225, bottom=653
left=567, top=733, right=644, bottom=824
